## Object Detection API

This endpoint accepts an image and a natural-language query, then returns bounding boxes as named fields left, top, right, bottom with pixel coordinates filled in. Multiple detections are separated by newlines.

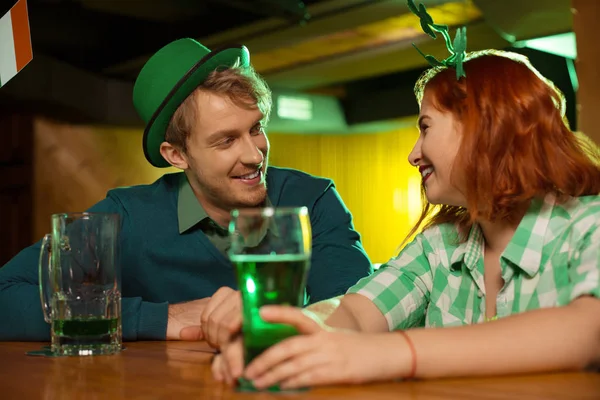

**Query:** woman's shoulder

left=556, top=194, right=600, bottom=219
left=550, top=194, right=600, bottom=240
left=417, top=222, right=463, bottom=250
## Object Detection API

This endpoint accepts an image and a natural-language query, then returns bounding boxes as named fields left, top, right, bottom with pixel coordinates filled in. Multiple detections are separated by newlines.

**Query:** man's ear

left=160, top=141, right=189, bottom=170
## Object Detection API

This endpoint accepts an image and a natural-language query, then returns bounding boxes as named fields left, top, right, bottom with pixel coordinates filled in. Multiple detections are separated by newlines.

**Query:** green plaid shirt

left=348, top=194, right=600, bottom=330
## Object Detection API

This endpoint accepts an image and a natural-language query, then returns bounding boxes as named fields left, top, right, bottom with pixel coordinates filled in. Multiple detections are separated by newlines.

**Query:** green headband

left=407, top=0, right=572, bottom=132
left=407, top=0, right=467, bottom=79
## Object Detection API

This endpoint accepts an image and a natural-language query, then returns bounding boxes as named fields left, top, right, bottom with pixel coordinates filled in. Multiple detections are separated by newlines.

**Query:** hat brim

left=143, top=46, right=250, bottom=168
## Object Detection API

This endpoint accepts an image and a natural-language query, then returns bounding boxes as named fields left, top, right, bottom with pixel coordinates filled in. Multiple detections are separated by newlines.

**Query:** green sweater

left=0, top=167, right=372, bottom=341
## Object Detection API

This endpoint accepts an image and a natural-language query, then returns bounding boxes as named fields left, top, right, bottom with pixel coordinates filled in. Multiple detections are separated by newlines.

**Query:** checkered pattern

left=348, top=193, right=600, bottom=330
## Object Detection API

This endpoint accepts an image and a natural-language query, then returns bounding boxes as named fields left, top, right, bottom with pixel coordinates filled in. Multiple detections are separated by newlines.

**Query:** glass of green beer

left=38, top=212, right=122, bottom=356
left=229, top=207, right=311, bottom=392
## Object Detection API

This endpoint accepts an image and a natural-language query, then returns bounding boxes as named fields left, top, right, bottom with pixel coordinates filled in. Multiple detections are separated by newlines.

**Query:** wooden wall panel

left=33, top=118, right=178, bottom=240
left=268, top=129, right=422, bottom=263
left=0, top=113, right=33, bottom=266
left=572, top=0, right=600, bottom=145
left=32, top=118, right=422, bottom=263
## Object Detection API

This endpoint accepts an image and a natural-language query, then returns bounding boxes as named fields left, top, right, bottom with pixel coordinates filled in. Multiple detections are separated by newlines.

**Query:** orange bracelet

left=397, top=330, right=417, bottom=379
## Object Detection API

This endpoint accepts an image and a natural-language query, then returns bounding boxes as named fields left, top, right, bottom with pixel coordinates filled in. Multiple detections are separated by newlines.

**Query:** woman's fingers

left=251, top=350, right=328, bottom=389
left=245, top=334, right=318, bottom=380
left=259, top=306, right=323, bottom=334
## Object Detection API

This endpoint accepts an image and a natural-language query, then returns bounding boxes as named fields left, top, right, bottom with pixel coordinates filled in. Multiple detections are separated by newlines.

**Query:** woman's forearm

left=305, top=296, right=345, bottom=322
left=324, top=294, right=389, bottom=332
left=407, top=297, right=600, bottom=379
left=305, top=294, right=389, bottom=332
left=305, top=295, right=364, bottom=331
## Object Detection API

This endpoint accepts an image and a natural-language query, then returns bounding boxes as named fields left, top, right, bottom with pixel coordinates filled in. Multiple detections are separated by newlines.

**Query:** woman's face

left=408, top=89, right=467, bottom=207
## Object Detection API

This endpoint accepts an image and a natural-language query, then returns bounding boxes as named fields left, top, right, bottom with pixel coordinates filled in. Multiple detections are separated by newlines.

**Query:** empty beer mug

left=38, top=212, right=122, bottom=356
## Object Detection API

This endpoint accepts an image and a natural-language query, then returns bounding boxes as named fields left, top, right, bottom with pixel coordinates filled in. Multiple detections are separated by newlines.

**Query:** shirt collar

left=462, top=223, right=484, bottom=271
left=177, top=173, right=273, bottom=234
left=450, top=193, right=557, bottom=276
left=502, top=193, right=556, bottom=277
left=178, top=174, right=208, bottom=234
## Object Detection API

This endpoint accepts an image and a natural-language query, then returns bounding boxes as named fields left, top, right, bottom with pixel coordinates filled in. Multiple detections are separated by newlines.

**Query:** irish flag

left=0, top=0, right=32, bottom=87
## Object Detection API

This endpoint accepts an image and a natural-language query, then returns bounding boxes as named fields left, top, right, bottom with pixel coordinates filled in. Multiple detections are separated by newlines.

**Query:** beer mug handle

left=38, top=234, right=53, bottom=323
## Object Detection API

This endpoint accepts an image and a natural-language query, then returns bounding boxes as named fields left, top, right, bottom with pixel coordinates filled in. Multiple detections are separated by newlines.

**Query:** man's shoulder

left=106, top=172, right=181, bottom=204
left=266, top=166, right=337, bottom=206
left=267, top=166, right=332, bottom=188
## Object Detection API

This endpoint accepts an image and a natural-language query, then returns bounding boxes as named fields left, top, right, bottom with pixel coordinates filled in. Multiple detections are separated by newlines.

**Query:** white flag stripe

left=0, top=10, right=17, bottom=86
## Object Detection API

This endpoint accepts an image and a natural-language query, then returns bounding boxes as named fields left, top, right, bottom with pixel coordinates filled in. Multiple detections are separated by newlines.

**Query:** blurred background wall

left=31, top=118, right=420, bottom=264
left=1, top=0, right=598, bottom=266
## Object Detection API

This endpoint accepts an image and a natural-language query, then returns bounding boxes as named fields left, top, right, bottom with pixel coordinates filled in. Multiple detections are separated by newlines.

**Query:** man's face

left=183, top=90, right=269, bottom=211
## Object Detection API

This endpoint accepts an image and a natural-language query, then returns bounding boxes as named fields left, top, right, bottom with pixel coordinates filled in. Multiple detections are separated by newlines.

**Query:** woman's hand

left=211, top=305, right=329, bottom=386
left=242, top=305, right=413, bottom=390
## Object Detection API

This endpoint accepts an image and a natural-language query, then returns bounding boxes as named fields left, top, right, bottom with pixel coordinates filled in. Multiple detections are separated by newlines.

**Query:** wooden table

left=1, top=342, right=599, bottom=399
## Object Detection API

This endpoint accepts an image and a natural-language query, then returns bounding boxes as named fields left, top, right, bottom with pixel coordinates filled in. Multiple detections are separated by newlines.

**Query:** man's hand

left=200, top=287, right=242, bottom=349
left=212, top=334, right=245, bottom=386
left=166, top=287, right=242, bottom=343
left=166, top=298, right=211, bottom=340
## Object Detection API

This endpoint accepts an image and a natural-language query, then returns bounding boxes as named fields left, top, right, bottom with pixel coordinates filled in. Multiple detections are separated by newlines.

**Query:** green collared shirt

left=348, top=193, right=600, bottom=330
left=177, top=174, right=272, bottom=255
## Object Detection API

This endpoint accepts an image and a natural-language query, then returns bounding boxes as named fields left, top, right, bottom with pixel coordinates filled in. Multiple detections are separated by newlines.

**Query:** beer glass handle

left=38, top=234, right=52, bottom=323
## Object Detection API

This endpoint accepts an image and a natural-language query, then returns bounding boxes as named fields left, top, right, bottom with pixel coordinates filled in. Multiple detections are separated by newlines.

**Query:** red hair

left=408, top=52, right=600, bottom=240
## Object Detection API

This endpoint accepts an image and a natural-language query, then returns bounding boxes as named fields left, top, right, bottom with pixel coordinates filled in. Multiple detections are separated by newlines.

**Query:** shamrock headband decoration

left=407, top=0, right=467, bottom=79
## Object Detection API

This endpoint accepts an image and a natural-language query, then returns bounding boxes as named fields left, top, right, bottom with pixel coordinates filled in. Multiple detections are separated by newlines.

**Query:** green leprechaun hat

left=133, top=38, right=250, bottom=167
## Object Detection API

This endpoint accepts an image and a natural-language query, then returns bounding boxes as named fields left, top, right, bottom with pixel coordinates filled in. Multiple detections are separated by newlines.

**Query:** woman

left=213, top=51, right=600, bottom=389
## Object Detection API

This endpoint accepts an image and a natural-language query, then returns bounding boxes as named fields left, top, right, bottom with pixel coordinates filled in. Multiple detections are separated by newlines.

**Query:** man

left=0, top=38, right=372, bottom=343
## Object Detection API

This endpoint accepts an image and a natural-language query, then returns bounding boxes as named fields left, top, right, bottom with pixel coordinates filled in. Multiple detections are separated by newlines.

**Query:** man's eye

left=251, top=125, right=264, bottom=135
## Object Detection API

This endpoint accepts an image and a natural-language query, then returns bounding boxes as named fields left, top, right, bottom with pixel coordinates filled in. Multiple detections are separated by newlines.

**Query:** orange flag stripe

left=10, top=0, right=32, bottom=72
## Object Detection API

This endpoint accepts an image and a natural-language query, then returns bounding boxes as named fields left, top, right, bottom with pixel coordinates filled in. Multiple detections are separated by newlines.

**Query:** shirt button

left=477, top=290, right=483, bottom=298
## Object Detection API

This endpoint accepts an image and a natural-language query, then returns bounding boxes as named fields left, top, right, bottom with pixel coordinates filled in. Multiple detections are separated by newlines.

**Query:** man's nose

left=240, top=136, right=264, bottom=165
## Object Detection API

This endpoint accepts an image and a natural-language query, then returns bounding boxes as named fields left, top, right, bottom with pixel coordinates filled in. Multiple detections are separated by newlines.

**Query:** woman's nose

left=408, top=141, right=422, bottom=166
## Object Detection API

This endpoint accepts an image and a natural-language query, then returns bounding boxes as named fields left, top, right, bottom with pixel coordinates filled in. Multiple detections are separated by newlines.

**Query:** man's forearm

left=166, top=297, right=211, bottom=340
left=0, top=284, right=49, bottom=340
left=122, top=298, right=169, bottom=341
